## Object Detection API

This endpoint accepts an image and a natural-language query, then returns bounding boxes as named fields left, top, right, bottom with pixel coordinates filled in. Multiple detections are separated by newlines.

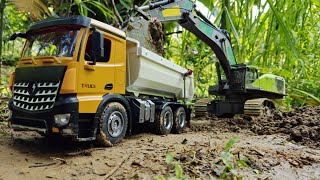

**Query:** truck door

left=77, top=31, right=116, bottom=113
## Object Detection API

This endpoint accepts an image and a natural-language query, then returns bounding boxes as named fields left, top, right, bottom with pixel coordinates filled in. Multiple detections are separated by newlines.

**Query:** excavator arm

left=133, top=0, right=236, bottom=80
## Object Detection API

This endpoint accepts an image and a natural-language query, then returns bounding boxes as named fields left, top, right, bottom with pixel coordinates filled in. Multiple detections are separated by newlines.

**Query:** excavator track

left=194, top=98, right=212, bottom=117
left=244, top=98, right=275, bottom=117
left=194, top=98, right=275, bottom=118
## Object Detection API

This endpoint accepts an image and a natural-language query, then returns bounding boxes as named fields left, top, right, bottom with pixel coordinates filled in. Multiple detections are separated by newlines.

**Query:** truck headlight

left=54, top=114, right=71, bottom=126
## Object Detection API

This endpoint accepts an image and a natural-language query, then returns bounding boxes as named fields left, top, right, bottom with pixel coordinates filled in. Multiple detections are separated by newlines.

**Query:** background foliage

left=1, top=0, right=320, bottom=109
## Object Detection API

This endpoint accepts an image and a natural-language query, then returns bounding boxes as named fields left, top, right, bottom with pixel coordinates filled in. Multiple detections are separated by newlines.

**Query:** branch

left=104, top=152, right=133, bottom=179
left=111, top=0, right=123, bottom=23
left=29, top=162, right=56, bottom=168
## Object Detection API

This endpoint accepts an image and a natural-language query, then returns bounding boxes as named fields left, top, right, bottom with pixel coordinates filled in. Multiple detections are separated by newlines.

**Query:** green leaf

left=221, top=152, right=233, bottom=170
left=165, top=153, right=174, bottom=164
left=174, top=162, right=183, bottom=179
left=79, top=2, right=94, bottom=16
left=266, top=0, right=304, bottom=69
left=237, top=160, right=249, bottom=168
left=225, top=136, right=238, bottom=151
left=253, top=169, right=263, bottom=174
left=197, top=0, right=215, bottom=10
left=230, top=169, right=238, bottom=176
left=154, top=176, right=166, bottom=180
left=239, top=155, right=250, bottom=164
left=291, top=88, right=320, bottom=106
left=311, top=0, right=320, bottom=7
left=275, top=69, right=294, bottom=79
left=224, top=6, right=240, bottom=47
left=86, top=1, right=114, bottom=19
left=119, top=0, right=132, bottom=10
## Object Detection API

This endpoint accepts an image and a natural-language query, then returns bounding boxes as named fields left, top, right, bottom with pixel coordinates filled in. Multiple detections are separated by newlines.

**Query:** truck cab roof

left=28, top=15, right=126, bottom=39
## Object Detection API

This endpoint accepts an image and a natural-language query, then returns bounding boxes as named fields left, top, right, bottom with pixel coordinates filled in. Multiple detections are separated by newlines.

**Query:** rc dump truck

left=8, top=16, right=194, bottom=145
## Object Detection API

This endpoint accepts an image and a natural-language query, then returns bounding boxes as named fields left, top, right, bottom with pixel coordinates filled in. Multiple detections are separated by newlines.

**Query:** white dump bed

left=126, top=38, right=194, bottom=100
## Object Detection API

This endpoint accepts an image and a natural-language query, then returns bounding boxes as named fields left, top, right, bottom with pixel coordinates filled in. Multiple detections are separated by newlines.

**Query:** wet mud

left=0, top=106, right=320, bottom=179
left=195, top=106, right=320, bottom=149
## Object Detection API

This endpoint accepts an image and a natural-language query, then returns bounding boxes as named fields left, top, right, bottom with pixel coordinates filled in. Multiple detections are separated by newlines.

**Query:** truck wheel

left=154, top=106, right=173, bottom=135
left=96, top=102, right=128, bottom=147
left=172, top=107, right=187, bottom=134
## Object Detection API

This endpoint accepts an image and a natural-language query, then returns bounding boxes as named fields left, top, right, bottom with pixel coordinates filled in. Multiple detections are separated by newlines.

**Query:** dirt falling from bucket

left=148, top=20, right=166, bottom=57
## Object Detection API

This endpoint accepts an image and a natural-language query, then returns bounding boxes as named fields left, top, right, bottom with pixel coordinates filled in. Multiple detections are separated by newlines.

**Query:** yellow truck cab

left=8, top=16, right=194, bottom=145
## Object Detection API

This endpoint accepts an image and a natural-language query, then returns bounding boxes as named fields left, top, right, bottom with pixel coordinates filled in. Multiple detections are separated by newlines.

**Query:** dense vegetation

left=1, top=0, right=319, bottom=109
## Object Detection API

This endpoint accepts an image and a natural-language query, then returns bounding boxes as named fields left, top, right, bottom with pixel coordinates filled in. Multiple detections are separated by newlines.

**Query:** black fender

left=158, top=101, right=185, bottom=111
left=93, top=94, right=132, bottom=135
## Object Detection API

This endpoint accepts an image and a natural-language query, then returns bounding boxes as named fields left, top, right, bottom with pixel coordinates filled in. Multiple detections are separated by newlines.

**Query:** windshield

left=23, top=26, right=80, bottom=58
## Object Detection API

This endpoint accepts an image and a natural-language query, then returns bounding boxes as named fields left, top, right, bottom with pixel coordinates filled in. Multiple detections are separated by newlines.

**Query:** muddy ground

left=0, top=106, right=320, bottom=179
left=201, top=106, right=320, bottom=149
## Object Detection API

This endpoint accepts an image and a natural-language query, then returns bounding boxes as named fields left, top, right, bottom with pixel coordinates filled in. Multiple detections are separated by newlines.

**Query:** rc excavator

left=129, top=0, right=286, bottom=118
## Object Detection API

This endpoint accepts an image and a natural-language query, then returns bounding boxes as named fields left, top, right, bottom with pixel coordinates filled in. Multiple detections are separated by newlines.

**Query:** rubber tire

left=216, top=113, right=235, bottom=118
left=154, top=106, right=173, bottom=135
left=96, top=102, right=128, bottom=147
left=172, top=107, right=187, bottom=134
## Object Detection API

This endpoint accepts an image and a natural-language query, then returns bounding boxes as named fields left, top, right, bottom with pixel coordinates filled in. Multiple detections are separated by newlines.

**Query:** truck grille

left=12, top=81, right=60, bottom=111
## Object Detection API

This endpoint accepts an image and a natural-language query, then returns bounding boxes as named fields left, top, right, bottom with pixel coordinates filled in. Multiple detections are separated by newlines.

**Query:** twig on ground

left=50, top=157, right=67, bottom=164
left=66, top=148, right=106, bottom=156
left=104, top=152, right=133, bottom=179
left=29, top=162, right=57, bottom=168
left=92, top=170, right=107, bottom=176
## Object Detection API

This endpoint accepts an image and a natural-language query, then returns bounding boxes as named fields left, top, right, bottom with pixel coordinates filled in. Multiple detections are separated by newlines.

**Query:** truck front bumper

left=9, top=94, right=79, bottom=138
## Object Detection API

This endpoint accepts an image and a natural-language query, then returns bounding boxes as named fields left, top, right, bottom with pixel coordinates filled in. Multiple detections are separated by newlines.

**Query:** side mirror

left=10, top=32, right=27, bottom=41
left=90, top=29, right=104, bottom=65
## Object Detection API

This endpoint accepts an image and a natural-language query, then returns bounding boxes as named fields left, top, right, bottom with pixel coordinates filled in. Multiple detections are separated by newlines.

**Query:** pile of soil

left=192, top=106, right=320, bottom=149
left=148, top=20, right=166, bottom=56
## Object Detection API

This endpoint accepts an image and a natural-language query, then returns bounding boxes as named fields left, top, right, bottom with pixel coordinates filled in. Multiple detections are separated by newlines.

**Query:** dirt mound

left=148, top=20, right=166, bottom=56
left=192, top=106, right=320, bottom=149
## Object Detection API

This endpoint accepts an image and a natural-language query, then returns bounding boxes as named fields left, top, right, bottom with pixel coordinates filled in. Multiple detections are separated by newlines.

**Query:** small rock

left=132, top=173, right=139, bottom=179
left=287, top=111, right=295, bottom=117
left=181, top=138, right=188, bottom=144
left=290, top=129, right=302, bottom=141
left=309, top=129, right=319, bottom=140
left=131, top=161, right=142, bottom=166
left=288, top=159, right=300, bottom=167
left=274, top=111, right=283, bottom=120
left=230, top=125, right=240, bottom=132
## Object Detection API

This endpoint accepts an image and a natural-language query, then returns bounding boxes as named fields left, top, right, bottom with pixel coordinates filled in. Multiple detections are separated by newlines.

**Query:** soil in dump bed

left=192, top=106, right=320, bottom=149
left=148, top=20, right=166, bottom=57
